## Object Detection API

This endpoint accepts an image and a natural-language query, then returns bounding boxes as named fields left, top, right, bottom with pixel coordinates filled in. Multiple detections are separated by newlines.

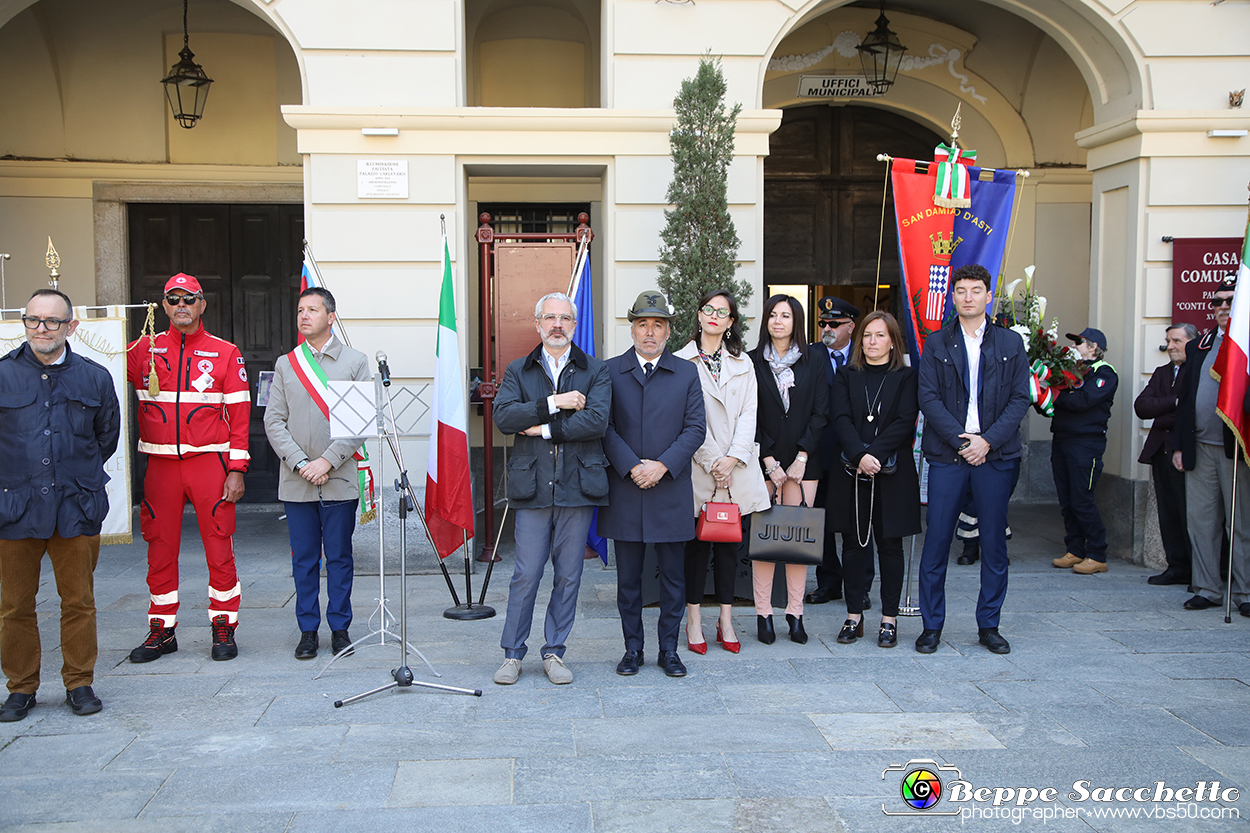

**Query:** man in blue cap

left=1050, top=327, right=1119, bottom=574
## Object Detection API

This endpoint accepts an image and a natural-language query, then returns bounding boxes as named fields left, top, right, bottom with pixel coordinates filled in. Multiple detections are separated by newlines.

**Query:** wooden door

left=764, top=106, right=942, bottom=287
left=128, top=203, right=302, bottom=503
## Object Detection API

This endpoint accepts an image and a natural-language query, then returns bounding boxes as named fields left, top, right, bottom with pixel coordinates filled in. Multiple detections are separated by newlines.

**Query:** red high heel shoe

left=717, top=621, right=740, bottom=654
left=687, top=626, right=708, bottom=655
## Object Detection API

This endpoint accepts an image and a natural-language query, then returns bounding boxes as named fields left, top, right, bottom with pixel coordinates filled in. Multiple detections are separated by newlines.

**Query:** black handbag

left=842, top=451, right=897, bottom=477
left=747, top=498, right=825, bottom=566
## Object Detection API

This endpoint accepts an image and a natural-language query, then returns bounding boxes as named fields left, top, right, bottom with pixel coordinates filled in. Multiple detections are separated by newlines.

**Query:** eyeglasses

left=1072, top=338, right=1086, bottom=346
left=818, top=319, right=850, bottom=329
left=21, top=316, right=70, bottom=331
left=1210, top=297, right=1234, bottom=309
left=539, top=313, right=574, bottom=325
left=699, top=305, right=731, bottom=319
left=165, top=293, right=202, bottom=306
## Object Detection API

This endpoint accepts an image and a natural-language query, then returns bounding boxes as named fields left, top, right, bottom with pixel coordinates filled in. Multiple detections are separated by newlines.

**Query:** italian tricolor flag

left=425, top=233, right=475, bottom=558
left=1213, top=208, right=1250, bottom=465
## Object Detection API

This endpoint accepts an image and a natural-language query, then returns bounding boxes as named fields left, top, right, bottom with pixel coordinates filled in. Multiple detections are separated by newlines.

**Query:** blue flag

left=570, top=250, right=608, bottom=564
left=943, top=167, right=1019, bottom=320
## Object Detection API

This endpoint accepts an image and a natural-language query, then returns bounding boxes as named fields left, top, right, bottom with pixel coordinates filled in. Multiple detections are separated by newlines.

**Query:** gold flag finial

left=949, top=103, right=963, bottom=147
left=45, top=237, right=60, bottom=289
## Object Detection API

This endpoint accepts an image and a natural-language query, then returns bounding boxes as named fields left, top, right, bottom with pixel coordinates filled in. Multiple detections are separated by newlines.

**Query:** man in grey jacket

left=492, top=292, right=611, bottom=685
left=264, top=287, right=371, bottom=660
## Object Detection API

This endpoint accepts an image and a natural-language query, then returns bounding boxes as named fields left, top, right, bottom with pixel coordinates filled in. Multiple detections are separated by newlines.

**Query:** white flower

left=1010, top=324, right=1030, bottom=349
left=1036, top=295, right=1047, bottom=324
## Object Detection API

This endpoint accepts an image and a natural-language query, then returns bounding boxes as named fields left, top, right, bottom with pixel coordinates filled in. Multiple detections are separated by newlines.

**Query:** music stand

left=319, top=373, right=480, bottom=703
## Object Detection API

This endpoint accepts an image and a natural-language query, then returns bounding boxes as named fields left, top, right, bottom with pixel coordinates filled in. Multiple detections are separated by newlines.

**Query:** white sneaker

left=493, top=658, right=522, bottom=685
left=542, top=653, right=573, bottom=685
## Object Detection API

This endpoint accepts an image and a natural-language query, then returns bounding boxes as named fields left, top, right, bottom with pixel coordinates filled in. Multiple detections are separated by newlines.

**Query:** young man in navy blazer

left=914, top=264, right=1030, bottom=655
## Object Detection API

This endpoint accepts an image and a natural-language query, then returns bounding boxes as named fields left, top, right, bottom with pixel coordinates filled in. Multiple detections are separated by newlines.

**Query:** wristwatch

left=295, top=459, right=309, bottom=472
left=795, top=454, right=808, bottom=464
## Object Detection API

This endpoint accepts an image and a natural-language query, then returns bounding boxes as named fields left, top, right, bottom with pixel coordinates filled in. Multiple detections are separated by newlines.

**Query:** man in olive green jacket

left=264, top=287, right=371, bottom=660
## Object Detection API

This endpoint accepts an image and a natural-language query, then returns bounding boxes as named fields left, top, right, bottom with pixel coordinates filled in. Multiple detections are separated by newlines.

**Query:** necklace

left=864, top=371, right=888, bottom=423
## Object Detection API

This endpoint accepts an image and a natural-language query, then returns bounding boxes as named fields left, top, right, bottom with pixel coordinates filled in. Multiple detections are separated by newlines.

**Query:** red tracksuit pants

left=140, top=454, right=240, bottom=627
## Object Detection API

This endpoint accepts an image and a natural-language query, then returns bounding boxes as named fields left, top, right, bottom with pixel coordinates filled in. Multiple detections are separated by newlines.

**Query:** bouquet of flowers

left=994, top=266, right=1088, bottom=416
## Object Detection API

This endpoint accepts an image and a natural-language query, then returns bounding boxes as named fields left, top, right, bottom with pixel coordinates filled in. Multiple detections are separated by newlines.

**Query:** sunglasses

left=165, top=293, right=202, bottom=306
left=818, top=319, right=850, bottom=329
left=1210, top=297, right=1234, bottom=309
left=1072, top=338, right=1086, bottom=346
left=699, top=305, right=731, bottom=319
left=21, top=316, right=70, bottom=331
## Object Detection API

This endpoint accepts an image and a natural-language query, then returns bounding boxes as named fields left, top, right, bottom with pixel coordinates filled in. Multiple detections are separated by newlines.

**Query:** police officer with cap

left=1050, top=327, right=1118, bottom=575
left=807, top=296, right=864, bottom=605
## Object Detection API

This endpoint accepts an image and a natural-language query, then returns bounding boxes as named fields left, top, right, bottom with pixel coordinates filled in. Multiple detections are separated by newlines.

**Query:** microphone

left=376, top=351, right=391, bottom=387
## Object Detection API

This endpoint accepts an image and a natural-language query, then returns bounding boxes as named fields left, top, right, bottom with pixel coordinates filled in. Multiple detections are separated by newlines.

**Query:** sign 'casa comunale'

left=798, top=74, right=884, bottom=98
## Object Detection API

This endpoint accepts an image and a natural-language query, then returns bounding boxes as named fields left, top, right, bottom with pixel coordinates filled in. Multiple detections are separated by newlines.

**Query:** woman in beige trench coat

left=674, top=289, right=771, bottom=654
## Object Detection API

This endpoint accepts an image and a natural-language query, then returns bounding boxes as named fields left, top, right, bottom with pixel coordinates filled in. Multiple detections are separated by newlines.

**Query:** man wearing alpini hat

left=126, top=273, right=250, bottom=663
left=599, top=290, right=705, bottom=679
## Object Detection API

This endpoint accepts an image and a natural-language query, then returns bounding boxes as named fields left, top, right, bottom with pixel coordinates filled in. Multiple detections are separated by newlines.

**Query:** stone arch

left=760, top=7, right=1036, bottom=168
left=758, top=0, right=1145, bottom=125
left=0, top=0, right=308, bottom=105
left=0, top=0, right=305, bottom=164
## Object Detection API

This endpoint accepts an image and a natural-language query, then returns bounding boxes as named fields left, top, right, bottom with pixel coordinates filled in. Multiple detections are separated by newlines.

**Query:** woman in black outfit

left=829, top=311, right=920, bottom=648
left=749, top=294, right=827, bottom=645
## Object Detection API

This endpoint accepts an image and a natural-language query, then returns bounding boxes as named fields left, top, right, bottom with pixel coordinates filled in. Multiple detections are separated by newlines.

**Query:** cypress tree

left=658, top=54, right=751, bottom=342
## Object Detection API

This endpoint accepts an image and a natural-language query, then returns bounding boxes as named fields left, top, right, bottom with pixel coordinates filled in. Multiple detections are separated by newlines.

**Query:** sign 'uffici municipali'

left=797, top=75, right=884, bottom=98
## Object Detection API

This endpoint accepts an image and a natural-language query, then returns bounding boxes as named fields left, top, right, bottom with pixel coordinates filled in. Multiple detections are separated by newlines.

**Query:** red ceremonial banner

left=1172, top=237, right=1241, bottom=333
left=892, top=159, right=960, bottom=344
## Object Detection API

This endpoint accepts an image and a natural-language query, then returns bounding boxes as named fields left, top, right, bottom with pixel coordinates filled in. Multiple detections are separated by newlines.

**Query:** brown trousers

left=0, top=533, right=100, bottom=693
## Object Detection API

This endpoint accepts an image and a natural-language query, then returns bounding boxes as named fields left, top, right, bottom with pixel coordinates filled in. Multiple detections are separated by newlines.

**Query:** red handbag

left=696, top=487, right=743, bottom=543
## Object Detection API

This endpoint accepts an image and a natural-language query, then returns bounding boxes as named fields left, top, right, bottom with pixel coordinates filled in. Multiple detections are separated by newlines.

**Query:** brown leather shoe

left=1072, top=558, right=1108, bottom=574
left=1052, top=553, right=1082, bottom=569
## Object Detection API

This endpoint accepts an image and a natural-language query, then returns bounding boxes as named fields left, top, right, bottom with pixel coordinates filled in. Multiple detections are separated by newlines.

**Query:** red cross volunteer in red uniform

left=125, top=273, right=250, bottom=662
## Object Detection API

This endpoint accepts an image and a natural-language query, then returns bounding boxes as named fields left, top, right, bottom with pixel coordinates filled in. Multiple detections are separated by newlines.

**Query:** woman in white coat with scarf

left=675, top=289, right=771, bottom=654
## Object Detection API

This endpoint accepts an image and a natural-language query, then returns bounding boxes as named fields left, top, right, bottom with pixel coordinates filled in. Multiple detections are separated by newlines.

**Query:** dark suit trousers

left=1149, top=449, right=1191, bottom=574
left=615, top=541, right=684, bottom=652
left=919, top=461, right=1012, bottom=631
left=1051, top=437, right=1107, bottom=562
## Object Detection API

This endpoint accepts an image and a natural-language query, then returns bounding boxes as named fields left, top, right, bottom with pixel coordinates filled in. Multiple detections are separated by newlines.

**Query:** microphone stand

left=332, top=359, right=482, bottom=706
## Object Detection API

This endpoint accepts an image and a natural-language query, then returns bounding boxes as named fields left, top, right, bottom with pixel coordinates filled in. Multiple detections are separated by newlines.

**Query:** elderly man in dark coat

left=1135, top=323, right=1195, bottom=586
left=600, top=290, right=706, bottom=678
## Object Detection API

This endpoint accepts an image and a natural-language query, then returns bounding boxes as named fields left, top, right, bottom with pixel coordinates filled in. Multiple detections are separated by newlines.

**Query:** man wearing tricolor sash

left=264, top=287, right=372, bottom=660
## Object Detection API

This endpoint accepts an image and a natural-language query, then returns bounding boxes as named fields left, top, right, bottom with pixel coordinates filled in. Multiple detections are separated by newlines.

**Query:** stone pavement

left=1, top=503, right=1248, bottom=832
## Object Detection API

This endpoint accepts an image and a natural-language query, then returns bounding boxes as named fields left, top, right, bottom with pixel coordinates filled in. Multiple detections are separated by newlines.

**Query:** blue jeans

left=285, top=500, right=356, bottom=632
left=918, top=460, right=1014, bottom=631
left=500, top=506, right=593, bottom=659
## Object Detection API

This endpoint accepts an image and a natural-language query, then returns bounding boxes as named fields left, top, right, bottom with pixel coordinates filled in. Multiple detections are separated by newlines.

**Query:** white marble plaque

left=357, top=159, right=409, bottom=199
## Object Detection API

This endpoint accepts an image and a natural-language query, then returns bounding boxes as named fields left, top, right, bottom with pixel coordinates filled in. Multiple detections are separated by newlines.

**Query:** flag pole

left=568, top=237, right=589, bottom=297
left=302, top=240, right=353, bottom=348
left=1227, top=462, right=1238, bottom=624
left=872, top=156, right=893, bottom=311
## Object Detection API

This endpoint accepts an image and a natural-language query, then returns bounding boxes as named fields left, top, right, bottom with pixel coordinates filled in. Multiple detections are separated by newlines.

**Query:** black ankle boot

left=786, top=614, right=808, bottom=644
left=757, top=614, right=776, bottom=644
